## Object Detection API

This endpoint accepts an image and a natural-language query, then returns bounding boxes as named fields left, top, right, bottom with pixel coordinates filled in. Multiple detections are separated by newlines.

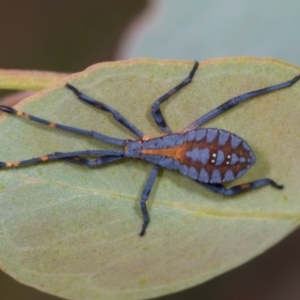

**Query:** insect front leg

left=198, top=178, right=283, bottom=196
left=139, top=165, right=160, bottom=236
left=66, top=83, right=144, bottom=138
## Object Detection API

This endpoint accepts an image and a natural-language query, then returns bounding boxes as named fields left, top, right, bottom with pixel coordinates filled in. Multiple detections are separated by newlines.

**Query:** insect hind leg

left=184, top=73, right=300, bottom=132
left=198, top=178, right=283, bottom=196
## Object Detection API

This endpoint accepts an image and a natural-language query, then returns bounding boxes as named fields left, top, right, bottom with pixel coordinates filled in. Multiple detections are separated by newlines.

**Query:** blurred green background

left=1, top=1, right=300, bottom=299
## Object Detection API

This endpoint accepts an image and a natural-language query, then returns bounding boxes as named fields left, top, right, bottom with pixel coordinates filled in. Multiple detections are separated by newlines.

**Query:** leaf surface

left=0, top=57, right=299, bottom=300
left=0, top=69, right=68, bottom=90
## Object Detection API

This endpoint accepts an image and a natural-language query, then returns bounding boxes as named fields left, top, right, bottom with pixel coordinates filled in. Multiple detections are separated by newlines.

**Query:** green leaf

left=0, top=69, right=68, bottom=90
left=0, top=57, right=299, bottom=300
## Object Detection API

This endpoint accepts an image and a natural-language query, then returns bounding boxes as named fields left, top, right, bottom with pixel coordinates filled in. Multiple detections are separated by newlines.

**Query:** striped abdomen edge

left=139, top=128, right=256, bottom=183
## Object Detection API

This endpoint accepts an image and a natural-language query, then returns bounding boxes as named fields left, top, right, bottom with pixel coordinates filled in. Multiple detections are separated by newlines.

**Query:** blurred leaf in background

left=118, top=0, right=300, bottom=66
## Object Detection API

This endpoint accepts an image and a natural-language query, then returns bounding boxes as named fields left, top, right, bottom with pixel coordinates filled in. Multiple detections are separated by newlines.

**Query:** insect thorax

left=125, top=128, right=256, bottom=184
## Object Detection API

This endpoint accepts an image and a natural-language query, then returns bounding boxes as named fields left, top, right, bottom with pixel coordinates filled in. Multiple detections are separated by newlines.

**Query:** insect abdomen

left=140, top=128, right=256, bottom=183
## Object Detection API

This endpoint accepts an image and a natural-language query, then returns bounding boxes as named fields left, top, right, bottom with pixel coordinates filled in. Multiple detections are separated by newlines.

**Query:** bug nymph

left=0, top=61, right=299, bottom=236
left=128, top=129, right=256, bottom=184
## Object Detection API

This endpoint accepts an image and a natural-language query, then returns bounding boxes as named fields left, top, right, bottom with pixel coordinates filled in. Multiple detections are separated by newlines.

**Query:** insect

left=0, top=61, right=299, bottom=236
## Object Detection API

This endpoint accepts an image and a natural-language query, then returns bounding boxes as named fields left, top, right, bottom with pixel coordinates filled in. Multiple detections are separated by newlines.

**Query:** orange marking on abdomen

left=141, top=141, right=193, bottom=162
left=140, top=146, right=183, bottom=161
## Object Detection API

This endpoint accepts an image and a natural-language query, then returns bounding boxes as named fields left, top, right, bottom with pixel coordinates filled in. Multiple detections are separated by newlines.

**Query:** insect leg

left=198, top=178, right=283, bottom=196
left=151, top=61, right=199, bottom=134
left=0, top=106, right=125, bottom=146
left=66, top=84, right=144, bottom=138
left=139, top=164, right=160, bottom=236
left=184, top=73, right=300, bottom=132
left=0, top=150, right=124, bottom=168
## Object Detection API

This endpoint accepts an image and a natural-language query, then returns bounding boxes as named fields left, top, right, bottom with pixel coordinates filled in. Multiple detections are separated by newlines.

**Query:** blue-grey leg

left=0, top=106, right=125, bottom=146
left=0, top=150, right=124, bottom=168
left=151, top=61, right=199, bottom=134
left=198, top=178, right=283, bottom=196
left=66, top=84, right=144, bottom=138
left=139, top=164, right=160, bottom=236
left=184, top=73, right=300, bottom=131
